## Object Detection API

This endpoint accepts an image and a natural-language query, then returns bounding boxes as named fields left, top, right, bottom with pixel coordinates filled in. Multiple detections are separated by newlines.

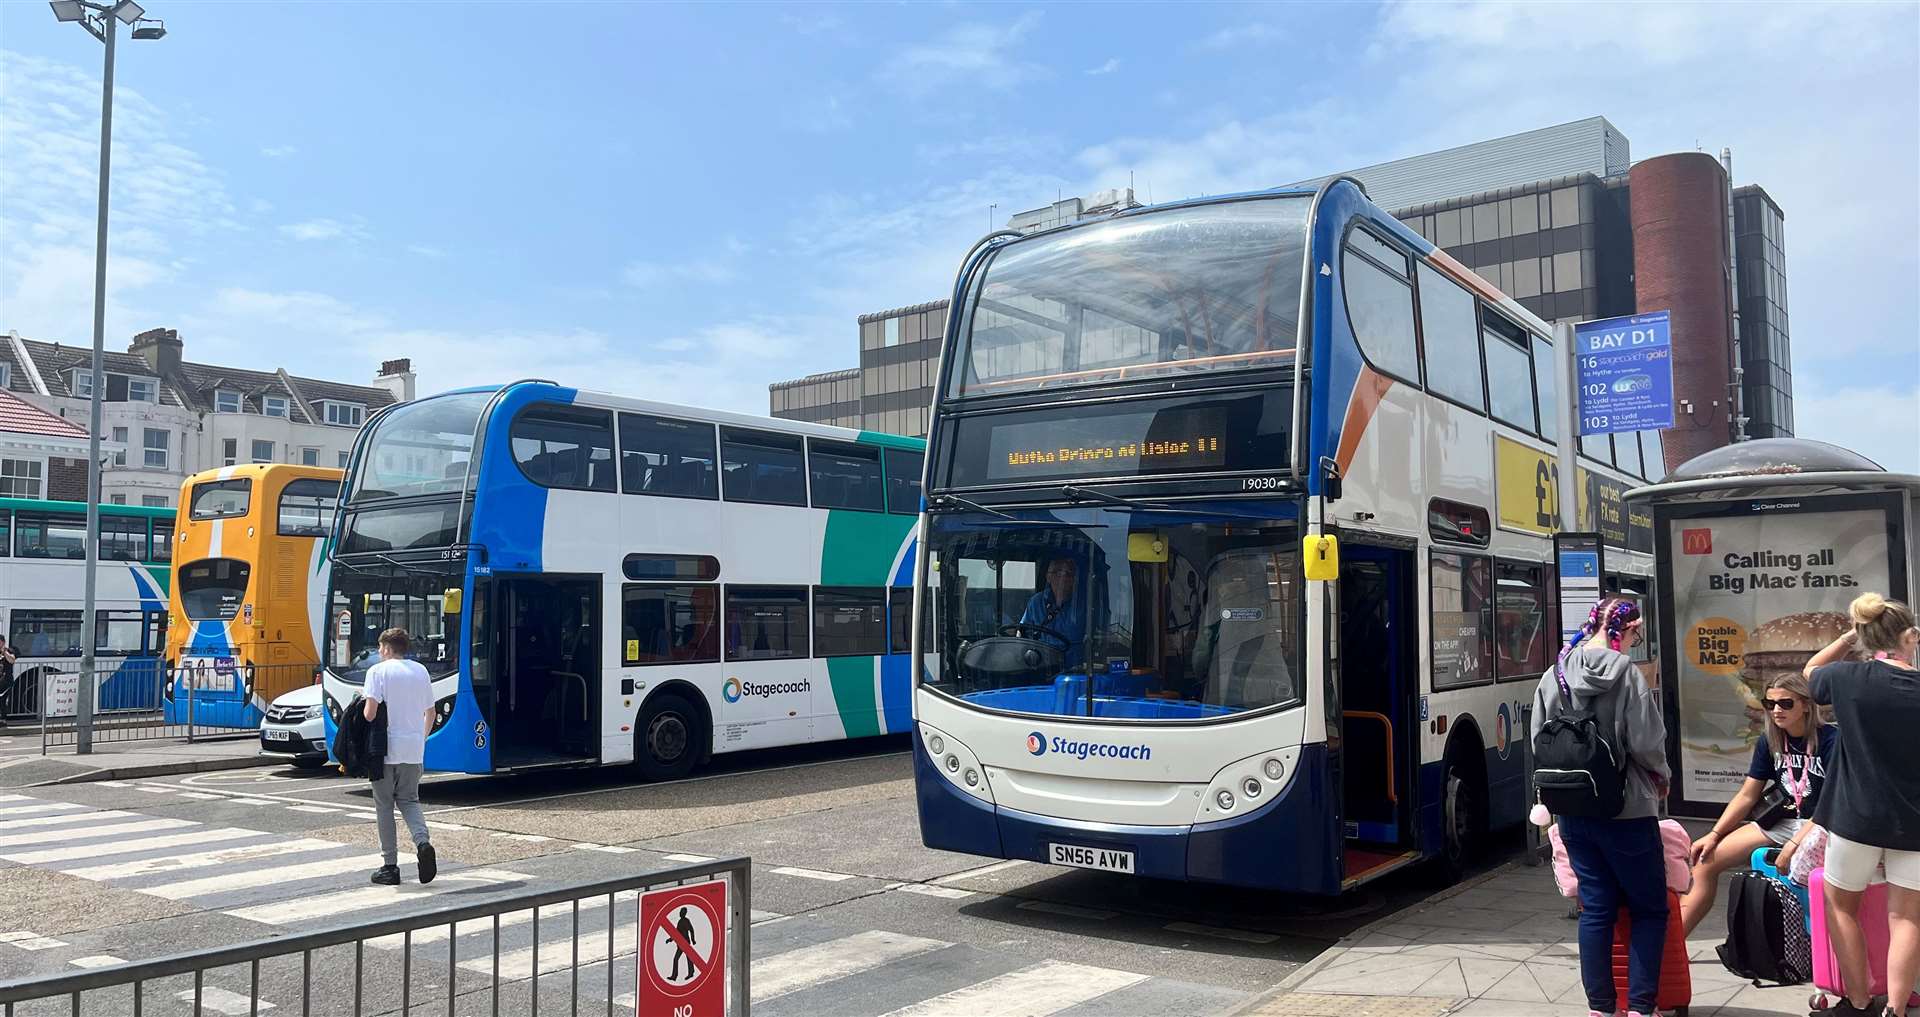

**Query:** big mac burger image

left=1730, top=610, right=1851, bottom=739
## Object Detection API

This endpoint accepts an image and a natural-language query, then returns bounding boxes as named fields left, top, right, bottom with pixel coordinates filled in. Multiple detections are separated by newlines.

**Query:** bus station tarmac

left=0, top=737, right=1804, bottom=1016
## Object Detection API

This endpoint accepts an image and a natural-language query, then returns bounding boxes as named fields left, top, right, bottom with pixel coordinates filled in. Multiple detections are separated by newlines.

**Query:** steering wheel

left=999, top=622, right=1069, bottom=644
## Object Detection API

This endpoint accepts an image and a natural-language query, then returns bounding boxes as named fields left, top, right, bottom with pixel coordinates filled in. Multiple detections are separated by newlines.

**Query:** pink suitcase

left=1808, top=867, right=1920, bottom=1010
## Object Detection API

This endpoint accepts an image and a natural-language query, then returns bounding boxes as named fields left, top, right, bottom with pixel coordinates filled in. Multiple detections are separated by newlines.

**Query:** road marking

left=462, top=918, right=638, bottom=981
left=892, top=883, right=975, bottom=900
left=229, top=798, right=277, bottom=806
left=136, top=786, right=172, bottom=794
left=0, top=818, right=192, bottom=848
left=754, top=929, right=949, bottom=1000
left=1015, top=900, right=1118, bottom=920
left=0, top=931, right=68, bottom=951
left=425, top=821, right=467, bottom=831
left=492, top=832, right=550, bottom=842
left=0, top=802, right=87, bottom=818
left=98, top=781, right=132, bottom=787
left=150, top=851, right=409, bottom=900
left=61, top=837, right=343, bottom=881
left=750, top=910, right=785, bottom=925
left=931, top=858, right=1027, bottom=884
left=662, top=853, right=715, bottom=864
left=174, top=987, right=274, bottom=1015
left=364, top=891, right=640, bottom=950
left=223, top=868, right=529, bottom=925
left=69, top=955, right=125, bottom=969
left=177, top=792, right=221, bottom=800
left=573, top=843, right=637, bottom=854
left=423, top=748, right=911, bottom=817
left=0, top=794, right=28, bottom=801
left=769, top=865, right=857, bottom=882
left=285, top=805, right=339, bottom=814
left=1163, top=921, right=1281, bottom=944
left=2, top=826, right=263, bottom=864
left=0, top=808, right=140, bottom=831
left=878, top=959, right=1147, bottom=1016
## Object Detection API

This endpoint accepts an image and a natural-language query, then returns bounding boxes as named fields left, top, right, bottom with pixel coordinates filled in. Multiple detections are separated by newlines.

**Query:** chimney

left=129, top=327, right=183, bottom=375
left=372, top=357, right=416, bottom=403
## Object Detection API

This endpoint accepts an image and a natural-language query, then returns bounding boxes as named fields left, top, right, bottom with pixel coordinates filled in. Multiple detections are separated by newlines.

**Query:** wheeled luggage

left=1613, top=887, right=1692, bottom=1016
left=1808, top=866, right=1920, bottom=1011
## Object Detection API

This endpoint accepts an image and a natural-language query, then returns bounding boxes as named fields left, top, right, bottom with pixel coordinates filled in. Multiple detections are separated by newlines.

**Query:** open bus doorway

left=1337, top=543, right=1418, bottom=886
left=490, top=576, right=601, bottom=770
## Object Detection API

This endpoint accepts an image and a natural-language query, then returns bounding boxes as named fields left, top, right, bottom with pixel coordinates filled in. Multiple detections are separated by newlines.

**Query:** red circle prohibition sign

left=644, top=888, right=722, bottom=998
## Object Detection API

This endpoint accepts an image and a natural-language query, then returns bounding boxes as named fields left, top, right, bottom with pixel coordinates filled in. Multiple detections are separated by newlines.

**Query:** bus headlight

left=1242, top=777, right=1262, bottom=799
left=1196, top=747, right=1301, bottom=826
left=928, top=735, right=945, bottom=755
left=964, top=768, right=979, bottom=787
left=429, top=697, right=456, bottom=734
left=1264, top=757, right=1285, bottom=781
left=918, top=722, right=993, bottom=803
left=1215, top=789, right=1235, bottom=811
left=945, top=754, right=960, bottom=773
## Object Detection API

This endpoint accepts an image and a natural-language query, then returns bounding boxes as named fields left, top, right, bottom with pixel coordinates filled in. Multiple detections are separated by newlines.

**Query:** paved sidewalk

left=1237, top=857, right=1817, bottom=1017
left=0, top=728, right=275, bottom=787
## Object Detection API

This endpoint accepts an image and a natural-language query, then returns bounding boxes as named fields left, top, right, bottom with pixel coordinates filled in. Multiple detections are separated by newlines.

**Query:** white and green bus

left=320, top=384, right=924, bottom=777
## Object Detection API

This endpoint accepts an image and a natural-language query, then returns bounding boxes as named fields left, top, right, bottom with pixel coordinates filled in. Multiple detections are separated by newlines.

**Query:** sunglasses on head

left=1763, top=698, right=1799, bottom=711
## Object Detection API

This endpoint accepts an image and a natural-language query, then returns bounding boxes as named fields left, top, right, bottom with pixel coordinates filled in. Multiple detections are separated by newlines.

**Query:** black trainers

left=1814, top=997, right=1882, bottom=1017
left=369, top=865, right=401, bottom=886
left=416, top=843, right=436, bottom=885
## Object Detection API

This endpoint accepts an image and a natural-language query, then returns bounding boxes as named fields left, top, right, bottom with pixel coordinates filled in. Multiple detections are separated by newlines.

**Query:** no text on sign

left=637, top=878, right=727, bottom=1017
left=1574, top=310, right=1674, bottom=435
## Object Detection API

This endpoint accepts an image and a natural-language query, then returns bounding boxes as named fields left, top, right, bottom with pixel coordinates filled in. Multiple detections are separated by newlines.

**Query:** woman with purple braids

left=1530, top=596, right=1672, bottom=1017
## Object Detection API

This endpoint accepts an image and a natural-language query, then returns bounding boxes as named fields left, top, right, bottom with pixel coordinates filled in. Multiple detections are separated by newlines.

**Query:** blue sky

left=2, top=1, right=1915, bottom=469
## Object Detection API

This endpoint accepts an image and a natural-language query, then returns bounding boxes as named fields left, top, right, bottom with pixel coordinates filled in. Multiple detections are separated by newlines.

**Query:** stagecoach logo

left=721, top=677, right=810, bottom=704
left=1025, top=732, right=1152, bottom=762
left=1026, top=731, right=1047, bottom=756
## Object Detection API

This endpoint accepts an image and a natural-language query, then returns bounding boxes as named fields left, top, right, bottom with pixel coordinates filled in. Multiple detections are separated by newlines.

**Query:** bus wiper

left=935, top=495, right=1017, bottom=521
left=1060, top=486, right=1170, bottom=511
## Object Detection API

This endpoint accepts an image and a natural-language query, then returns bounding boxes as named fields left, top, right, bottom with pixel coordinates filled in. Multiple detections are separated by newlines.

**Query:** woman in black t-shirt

left=1804, top=592, right=1920, bottom=1017
left=1680, top=669, right=1836, bottom=934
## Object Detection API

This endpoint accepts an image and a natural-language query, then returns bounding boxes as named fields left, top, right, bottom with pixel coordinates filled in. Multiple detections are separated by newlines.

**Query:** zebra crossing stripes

left=753, top=929, right=948, bottom=999
left=0, top=817, right=192, bottom=848
left=60, top=837, right=343, bottom=881
left=1, top=825, right=262, bottom=864
left=221, top=869, right=531, bottom=926
left=875, top=960, right=1149, bottom=1016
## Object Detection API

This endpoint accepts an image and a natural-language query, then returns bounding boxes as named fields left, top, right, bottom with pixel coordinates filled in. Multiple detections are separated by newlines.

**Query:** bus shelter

left=1625, top=438, right=1920, bottom=818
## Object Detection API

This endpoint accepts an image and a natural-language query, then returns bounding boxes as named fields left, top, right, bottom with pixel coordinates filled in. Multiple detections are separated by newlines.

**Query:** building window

left=1430, top=552, right=1494, bottom=690
left=215, top=390, right=242, bottom=413
left=338, top=450, right=351, bottom=468
left=720, top=427, right=806, bottom=506
left=109, top=494, right=126, bottom=505
left=142, top=428, right=169, bottom=469
left=510, top=403, right=617, bottom=492
left=251, top=439, right=275, bottom=463
left=884, top=317, right=901, bottom=347
left=322, top=401, right=366, bottom=427
left=724, top=586, right=808, bottom=660
left=619, top=413, right=718, bottom=500
left=0, top=363, right=9, bottom=387
left=111, top=426, right=128, bottom=467
left=812, top=586, right=886, bottom=657
left=127, top=377, right=157, bottom=403
left=142, top=495, right=168, bottom=508
left=622, top=584, right=721, bottom=665
left=885, top=448, right=923, bottom=515
left=300, top=447, right=320, bottom=466
left=70, top=370, right=94, bottom=398
left=808, top=440, right=883, bottom=511
left=222, top=438, right=238, bottom=467
left=0, top=458, right=44, bottom=499
left=263, top=395, right=289, bottom=418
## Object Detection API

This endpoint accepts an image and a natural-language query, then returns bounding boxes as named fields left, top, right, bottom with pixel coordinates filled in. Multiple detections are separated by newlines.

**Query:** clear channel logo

left=1025, top=731, right=1151, bottom=761
left=722, top=676, right=810, bottom=704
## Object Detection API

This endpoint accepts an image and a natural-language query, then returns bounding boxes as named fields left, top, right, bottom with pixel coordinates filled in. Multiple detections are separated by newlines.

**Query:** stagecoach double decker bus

left=163, top=464, right=342, bottom=728
left=319, top=386, right=924, bottom=777
left=911, top=179, right=1663, bottom=893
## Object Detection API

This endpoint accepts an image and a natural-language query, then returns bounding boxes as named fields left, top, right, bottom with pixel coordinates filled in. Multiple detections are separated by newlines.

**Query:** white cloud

left=1790, top=384, right=1920, bottom=474
left=1085, top=58, right=1122, bottom=76
left=622, top=258, right=737, bottom=289
left=260, top=145, right=297, bottom=159
left=279, top=217, right=370, bottom=243
left=878, top=12, right=1045, bottom=97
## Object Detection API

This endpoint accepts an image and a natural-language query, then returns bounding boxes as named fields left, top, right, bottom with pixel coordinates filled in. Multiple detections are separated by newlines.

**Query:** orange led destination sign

left=984, top=406, right=1230, bottom=481
left=1004, top=436, right=1223, bottom=470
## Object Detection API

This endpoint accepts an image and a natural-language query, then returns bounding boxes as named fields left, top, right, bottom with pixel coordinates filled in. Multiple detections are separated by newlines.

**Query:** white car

left=260, top=684, right=330, bottom=770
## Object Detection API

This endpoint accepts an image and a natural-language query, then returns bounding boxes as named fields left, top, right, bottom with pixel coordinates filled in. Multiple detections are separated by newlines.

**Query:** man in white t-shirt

left=363, top=627, right=437, bottom=886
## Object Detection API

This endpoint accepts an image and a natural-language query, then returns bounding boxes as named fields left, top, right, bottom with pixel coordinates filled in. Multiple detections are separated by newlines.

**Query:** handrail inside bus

left=1341, top=710, right=1396, bottom=803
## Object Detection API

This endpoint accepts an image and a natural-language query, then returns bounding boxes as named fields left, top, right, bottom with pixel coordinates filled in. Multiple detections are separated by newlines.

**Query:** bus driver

left=1021, top=557, right=1087, bottom=669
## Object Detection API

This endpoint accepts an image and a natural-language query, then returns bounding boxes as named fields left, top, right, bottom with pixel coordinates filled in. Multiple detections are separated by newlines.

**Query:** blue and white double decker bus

left=912, top=180, right=1664, bottom=893
left=320, top=384, right=924, bottom=777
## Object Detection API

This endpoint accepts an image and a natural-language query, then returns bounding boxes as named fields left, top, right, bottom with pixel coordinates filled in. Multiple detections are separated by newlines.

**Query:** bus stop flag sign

left=638, top=878, right=727, bottom=1017
left=1574, top=310, right=1674, bottom=435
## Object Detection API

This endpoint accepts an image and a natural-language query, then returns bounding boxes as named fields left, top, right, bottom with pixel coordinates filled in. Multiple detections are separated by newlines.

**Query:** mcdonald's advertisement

left=1667, top=501, right=1893, bottom=803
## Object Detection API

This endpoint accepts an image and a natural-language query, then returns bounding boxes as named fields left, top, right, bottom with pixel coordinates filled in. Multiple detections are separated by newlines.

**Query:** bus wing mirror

left=1302, top=534, right=1339, bottom=581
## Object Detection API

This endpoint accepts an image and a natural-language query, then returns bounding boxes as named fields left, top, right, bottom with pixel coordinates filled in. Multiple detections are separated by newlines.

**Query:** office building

left=1, top=328, right=414, bottom=507
left=773, top=119, right=1791, bottom=466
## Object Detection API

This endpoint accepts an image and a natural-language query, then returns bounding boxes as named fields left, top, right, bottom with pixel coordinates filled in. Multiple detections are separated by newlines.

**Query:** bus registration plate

left=1049, top=843, right=1134, bottom=874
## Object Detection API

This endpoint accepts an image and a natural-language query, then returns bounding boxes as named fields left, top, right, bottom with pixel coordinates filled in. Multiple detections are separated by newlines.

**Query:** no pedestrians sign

left=637, top=878, right=727, bottom=1017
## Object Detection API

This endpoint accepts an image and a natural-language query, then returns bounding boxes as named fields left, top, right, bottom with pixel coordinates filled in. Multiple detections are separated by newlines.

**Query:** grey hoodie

left=1529, top=642, right=1671, bottom=820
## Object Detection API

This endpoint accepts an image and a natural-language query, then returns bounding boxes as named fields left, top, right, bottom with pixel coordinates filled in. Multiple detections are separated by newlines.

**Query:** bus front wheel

left=1439, top=759, right=1485, bottom=881
left=635, top=693, right=702, bottom=781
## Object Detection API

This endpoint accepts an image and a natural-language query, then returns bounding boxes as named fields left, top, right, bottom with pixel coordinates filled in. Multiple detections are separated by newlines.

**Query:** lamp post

left=49, top=0, right=165, bottom=754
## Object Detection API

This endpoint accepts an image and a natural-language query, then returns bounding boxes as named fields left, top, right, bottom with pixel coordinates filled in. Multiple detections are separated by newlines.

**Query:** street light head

left=113, top=0, right=143, bottom=24
left=131, top=17, right=165, bottom=39
left=49, top=0, right=87, bottom=23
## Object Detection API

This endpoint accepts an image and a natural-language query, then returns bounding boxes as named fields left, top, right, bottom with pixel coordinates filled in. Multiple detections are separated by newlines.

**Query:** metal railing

left=0, top=856, right=752, bottom=1016
left=33, top=661, right=321, bottom=751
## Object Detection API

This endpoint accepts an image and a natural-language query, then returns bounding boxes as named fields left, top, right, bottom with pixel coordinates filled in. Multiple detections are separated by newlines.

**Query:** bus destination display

left=985, top=406, right=1229, bottom=480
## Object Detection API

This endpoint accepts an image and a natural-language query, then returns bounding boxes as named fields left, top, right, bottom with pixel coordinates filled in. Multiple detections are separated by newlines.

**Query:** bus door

left=1337, top=542, right=1418, bottom=884
left=495, top=574, right=601, bottom=769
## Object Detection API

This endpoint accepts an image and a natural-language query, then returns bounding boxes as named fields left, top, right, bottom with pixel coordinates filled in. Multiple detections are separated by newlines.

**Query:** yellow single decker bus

left=163, top=464, right=342, bottom=728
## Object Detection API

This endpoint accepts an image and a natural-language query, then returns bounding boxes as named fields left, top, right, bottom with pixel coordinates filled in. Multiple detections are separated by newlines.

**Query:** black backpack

left=1716, top=867, right=1811, bottom=985
left=1531, top=664, right=1626, bottom=818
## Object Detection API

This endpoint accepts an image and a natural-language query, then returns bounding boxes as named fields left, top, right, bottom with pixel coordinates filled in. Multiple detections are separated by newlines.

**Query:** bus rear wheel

left=634, top=693, right=701, bottom=781
left=1438, top=759, right=1485, bottom=881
